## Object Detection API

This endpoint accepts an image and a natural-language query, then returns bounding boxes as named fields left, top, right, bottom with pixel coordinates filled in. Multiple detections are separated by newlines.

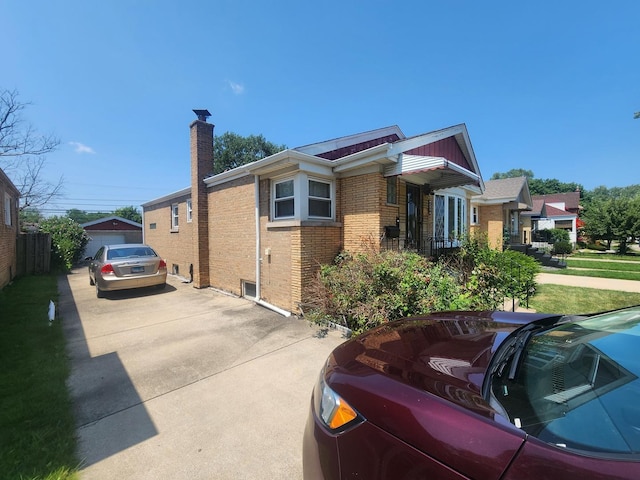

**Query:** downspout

left=254, top=175, right=291, bottom=317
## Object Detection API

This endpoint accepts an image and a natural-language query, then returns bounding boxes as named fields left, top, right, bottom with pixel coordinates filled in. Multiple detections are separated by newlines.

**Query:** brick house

left=470, top=176, right=533, bottom=250
left=0, top=167, right=20, bottom=289
left=142, top=112, right=485, bottom=315
left=522, top=191, right=581, bottom=244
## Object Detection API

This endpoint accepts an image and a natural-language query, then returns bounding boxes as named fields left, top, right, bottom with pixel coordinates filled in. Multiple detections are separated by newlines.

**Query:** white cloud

left=228, top=80, right=245, bottom=95
left=69, top=142, right=96, bottom=154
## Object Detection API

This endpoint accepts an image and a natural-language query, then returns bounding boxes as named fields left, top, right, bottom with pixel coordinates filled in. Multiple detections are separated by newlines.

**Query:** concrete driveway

left=59, top=268, right=346, bottom=479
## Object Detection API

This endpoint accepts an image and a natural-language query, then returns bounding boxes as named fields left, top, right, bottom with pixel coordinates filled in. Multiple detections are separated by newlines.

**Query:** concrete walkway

left=536, top=272, right=640, bottom=293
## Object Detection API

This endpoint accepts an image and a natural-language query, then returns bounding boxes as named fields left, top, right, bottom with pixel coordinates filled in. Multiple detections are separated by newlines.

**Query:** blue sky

left=3, top=1, right=639, bottom=215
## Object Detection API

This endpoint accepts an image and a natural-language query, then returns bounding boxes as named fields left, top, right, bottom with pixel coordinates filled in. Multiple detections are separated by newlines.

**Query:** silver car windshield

left=491, top=306, right=640, bottom=456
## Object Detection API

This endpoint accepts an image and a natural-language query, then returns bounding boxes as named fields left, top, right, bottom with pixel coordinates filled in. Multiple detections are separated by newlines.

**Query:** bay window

left=272, top=174, right=334, bottom=221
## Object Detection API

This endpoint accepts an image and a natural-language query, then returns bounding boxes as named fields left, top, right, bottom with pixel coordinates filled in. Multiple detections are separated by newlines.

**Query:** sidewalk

left=536, top=272, right=640, bottom=293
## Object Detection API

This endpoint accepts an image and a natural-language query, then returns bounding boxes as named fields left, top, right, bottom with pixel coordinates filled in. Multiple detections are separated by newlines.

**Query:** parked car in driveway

left=303, top=306, right=640, bottom=479
left=88, top=244, right=167, bottom=298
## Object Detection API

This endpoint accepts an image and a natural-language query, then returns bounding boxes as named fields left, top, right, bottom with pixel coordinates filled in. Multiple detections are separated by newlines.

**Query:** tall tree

left=490, top=169, right=534, bottom=180
left=213, top=132, right=286, bottom=174
left=528, top=178, right=583, bottom=196
left=66, top=209, right=105, bottom=224
left=114, top=206, right=142, bottom=224
left=0, top=88, right=62, bottom=210
left=582, top=197, right=640, bottom=252
left=490, top=169, right=583, bottom=196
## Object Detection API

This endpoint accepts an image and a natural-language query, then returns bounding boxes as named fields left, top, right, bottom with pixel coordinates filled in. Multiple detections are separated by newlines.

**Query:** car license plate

left=131, top=266, right=144, bottom=273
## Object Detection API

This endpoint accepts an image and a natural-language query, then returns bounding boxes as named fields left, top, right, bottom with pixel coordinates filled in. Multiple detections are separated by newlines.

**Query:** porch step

left=508, top=244, right=566, bottom=269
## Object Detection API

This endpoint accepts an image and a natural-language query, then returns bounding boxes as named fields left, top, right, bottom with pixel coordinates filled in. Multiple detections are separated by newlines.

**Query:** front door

left=406, top=184, right=422, bottom=249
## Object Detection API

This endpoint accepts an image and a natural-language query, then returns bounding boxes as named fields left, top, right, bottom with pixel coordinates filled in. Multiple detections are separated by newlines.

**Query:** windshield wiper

left=491, top=323, right=542, bottom=381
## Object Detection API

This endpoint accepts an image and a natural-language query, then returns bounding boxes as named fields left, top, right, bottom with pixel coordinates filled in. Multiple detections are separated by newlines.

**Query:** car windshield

left=106, top=247, right=156, bottom=260
left=490, top=306, right=640, bottom=456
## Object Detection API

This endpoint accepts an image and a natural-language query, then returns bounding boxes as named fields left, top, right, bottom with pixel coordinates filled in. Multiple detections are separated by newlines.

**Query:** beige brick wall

left=143, top=194, right=194, bottom=278
left=340, top=173, right=383, bottom=252
left=479, top=204, right=504, bottom=249
left=209, top=176, right=256, bottom=297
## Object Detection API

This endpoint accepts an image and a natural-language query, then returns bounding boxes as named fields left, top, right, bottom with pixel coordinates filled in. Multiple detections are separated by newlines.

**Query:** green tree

left=490, top=169, right=583, bottom=196
left=528, top=178, right=583, bottom=196
left=582, top=198, right=640, bottom=252
left=114, top=206, right=142, bottom=224
left=19, top=207, right=44, bottom=225
left=66, top=209, right=105, bottom=224
left=39, top=216, right=90, bottom=271
left=491, top=169, right=534, bottom=180
left=213, top=132, right=286, bottom=174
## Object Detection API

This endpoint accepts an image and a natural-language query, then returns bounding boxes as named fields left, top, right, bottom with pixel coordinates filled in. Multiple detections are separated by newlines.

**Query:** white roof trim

left=81, top=215, right=142, bottom=228
left=203, top=149, right=335, bottom=187
left=141, top=187, right=191, bottom=207
left=294, top=125, right=405, bottom=156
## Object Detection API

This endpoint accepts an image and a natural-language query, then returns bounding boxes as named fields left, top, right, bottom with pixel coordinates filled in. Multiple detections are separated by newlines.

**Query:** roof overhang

left=141, top=187, right=191, bottom=207
left=384, top=155, right=481, bottom=191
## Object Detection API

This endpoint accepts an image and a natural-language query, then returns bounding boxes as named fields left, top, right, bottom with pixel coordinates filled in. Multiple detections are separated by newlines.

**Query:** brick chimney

left=190, top=109, right=213, bottom=288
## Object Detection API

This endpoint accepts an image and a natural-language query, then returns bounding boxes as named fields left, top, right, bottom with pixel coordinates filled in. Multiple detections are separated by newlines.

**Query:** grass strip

left=573, top=252, right=640, bottom=261
left=0, top=275, right=79, bottom=480
left=565, top=259, right=640, bottom=271
left=543, top=267, right=640, bottom=282
left=529, top=284, right=640, bottom=314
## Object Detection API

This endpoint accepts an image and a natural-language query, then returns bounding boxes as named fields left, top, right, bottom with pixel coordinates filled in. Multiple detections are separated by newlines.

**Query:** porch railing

left=382, top=236, right=460, bottom=259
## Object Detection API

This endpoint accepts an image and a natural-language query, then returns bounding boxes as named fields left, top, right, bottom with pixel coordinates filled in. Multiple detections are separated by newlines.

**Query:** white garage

left=81, top=216, right=143, bottom=258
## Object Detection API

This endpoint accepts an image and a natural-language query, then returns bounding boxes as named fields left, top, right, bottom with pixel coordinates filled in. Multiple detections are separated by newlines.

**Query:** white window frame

left=171, top=203, right=179, bottom=230
left=4, top=193, right=11, bottom=226
left=471, top=206, right=479, bottom=225
left=307, top=178, right=333, bottom=219
left=271, top=173, right=335, bottom=221
left=273, top=178, right=296, bottom=220
left=434, top=192, right=467, bottom=245
left=186, top=199, right=192, bottom=223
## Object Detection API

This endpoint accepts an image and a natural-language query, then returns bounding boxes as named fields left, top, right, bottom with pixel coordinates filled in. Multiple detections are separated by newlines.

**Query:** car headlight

left=313, top=370, right=364, bottom=433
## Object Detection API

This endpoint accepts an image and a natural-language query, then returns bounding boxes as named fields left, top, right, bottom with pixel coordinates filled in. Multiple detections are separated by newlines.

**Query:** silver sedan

left=88, top=244, right=167, bottom=298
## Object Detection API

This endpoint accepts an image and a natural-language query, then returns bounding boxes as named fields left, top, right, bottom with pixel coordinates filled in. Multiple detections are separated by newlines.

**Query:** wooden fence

left=16, top=233, right=51, bottom=275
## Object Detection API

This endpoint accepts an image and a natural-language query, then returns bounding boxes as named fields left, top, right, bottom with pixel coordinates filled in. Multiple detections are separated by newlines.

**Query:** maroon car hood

left=331, top=311, right=556, bottom=415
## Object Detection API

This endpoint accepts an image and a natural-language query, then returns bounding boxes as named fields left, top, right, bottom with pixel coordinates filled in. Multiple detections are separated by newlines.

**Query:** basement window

left=243, top=280, right=257, bottom=299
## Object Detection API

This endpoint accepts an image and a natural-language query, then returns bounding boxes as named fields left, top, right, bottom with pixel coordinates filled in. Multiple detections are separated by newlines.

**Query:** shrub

left=452, top=236, right=540, bottom=310
left=309, top=250, right=466, bottom=334
left=587, top=243, right=607, bottom=252
left=552, top=240, right=573, bottom=255
left=39, top=216, right=90, bottom=271
left=307, top=236, right=539, bottom=334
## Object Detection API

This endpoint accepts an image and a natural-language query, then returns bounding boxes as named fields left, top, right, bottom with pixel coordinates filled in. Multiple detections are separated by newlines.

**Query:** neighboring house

left=522, top=191, right=581, bottom=244
left=470, top=177, right=533, bottom=249
left=82, top=215, right=143, bottom=258
left=143, top=111, right=485, bottom=315
left=0, top=167, right=20, bottom=289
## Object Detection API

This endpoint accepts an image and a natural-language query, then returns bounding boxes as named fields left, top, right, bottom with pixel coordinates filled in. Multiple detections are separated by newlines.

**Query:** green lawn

left=530, top=254, right=640, bottom=313
left=0, top=275, right=79, bottom=480
left=529, top=284, right=640, bottom=314
left=542, top=253, right=640, bottom=281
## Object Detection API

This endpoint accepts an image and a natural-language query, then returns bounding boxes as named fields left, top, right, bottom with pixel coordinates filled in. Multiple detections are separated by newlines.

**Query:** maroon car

left=303, top=307, right=640, bottom=479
